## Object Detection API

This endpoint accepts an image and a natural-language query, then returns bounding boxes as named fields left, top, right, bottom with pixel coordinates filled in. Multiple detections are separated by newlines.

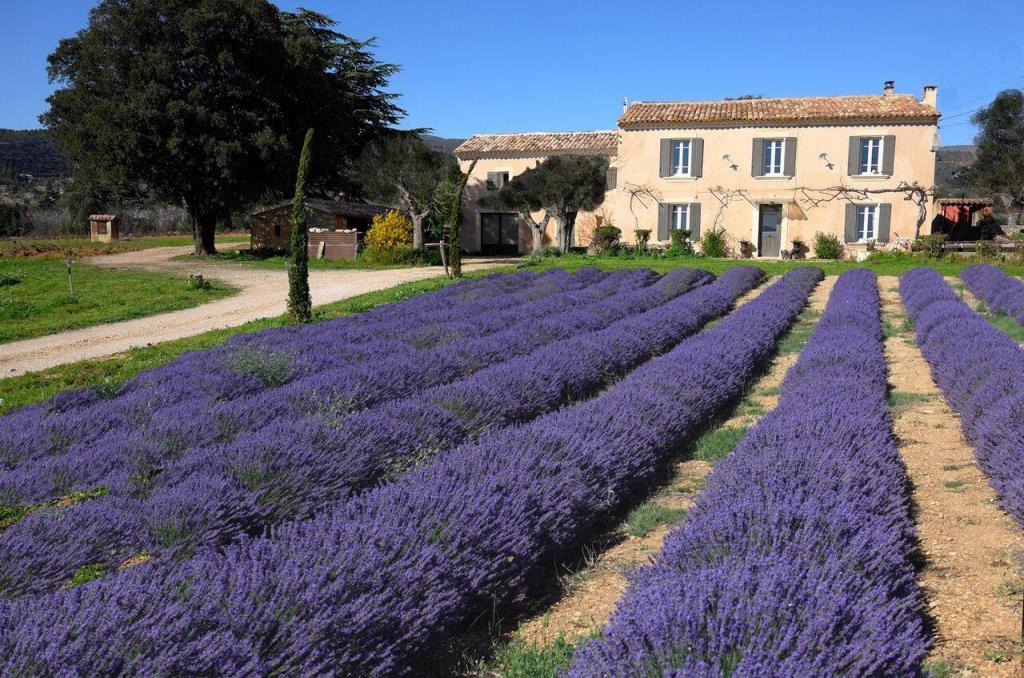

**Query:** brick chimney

left=883, top=80, right=895, bottom=97
left=922, top=84, right=938, bottom=108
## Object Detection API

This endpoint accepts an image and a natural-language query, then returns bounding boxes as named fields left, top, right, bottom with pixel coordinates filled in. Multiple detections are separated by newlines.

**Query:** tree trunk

left=521, top=212, right=550, bottom=254
left=412, top=212, right=427, bottom=251
left=914, top=201, right=926, bottom=239
left=191, top=207, right=217, bottom=256
left=555, top=212, right=577, bottom=253
left=531, top=226, right=544, bottom=252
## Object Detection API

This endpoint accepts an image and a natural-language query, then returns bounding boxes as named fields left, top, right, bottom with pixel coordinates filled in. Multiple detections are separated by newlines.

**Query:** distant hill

left=0, top=129, right=69, bottom=179
left=935, top=144, right=977, bottom=196
left=421, top=134, right=465, bottom=155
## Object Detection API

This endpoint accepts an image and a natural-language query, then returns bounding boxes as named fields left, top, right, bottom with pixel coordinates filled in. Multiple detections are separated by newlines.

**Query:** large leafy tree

left=43, top=1, right=401, bottom=255
left=969, top=89, right=1024, bottom=224
left=494, top=155, right=609, bottom=253
left=356, top=134, right=454, bottom=250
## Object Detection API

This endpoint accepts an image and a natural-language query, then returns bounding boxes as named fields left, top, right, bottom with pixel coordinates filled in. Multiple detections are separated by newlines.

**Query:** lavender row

left=128, top=268, right=605, bottom=399
left=570, top=270, right=927, bottom=676
left=0, top=267, right=821, bottom=675
left=0, top=267, right=715, bottom=597
left=901, top=267, right=1024, bottom=527
left=0, top=268, right=595, bottom=467
left=961, top=262, right=1024, bottom=325
left=0, top=268, right=650, bottom=500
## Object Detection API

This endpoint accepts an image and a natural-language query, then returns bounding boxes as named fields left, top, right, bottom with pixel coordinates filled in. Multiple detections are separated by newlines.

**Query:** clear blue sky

left=2, top=0, right=1022, bottom=145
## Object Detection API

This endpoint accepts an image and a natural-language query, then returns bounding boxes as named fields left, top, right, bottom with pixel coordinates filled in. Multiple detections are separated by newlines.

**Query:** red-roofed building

left=455, top=82, right=940, bottom=258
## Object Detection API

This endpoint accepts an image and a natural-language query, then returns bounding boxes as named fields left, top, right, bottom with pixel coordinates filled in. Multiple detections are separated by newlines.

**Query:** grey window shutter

left=848, top=137, right=861, bottom=175
left=688, top=203, right=702, bottom=241
left=657, top=203, right=670, bottom=240
left=606, top=166, right=617, bottom=190
left=486, top=172, right=499, bottom=190
left=877, top=203, right=892, bottom=242
left=844, top=204, right=858, bottom=243
left=691, top=138, right=704, bottom=177
left=882, top=135, right=896, bottom=176
left=751, top=138, right=764, bottom=177
left=659, top=140, right=672, bottom=177
left=783, top=137, right=797, bottom=177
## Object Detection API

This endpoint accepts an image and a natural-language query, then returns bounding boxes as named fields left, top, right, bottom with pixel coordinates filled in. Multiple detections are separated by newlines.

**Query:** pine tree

left=287, top=128, right=314, bottom=323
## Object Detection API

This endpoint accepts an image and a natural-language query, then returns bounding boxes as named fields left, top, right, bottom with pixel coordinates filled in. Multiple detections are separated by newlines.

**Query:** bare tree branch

left=623, top=182, right=662, bottom=232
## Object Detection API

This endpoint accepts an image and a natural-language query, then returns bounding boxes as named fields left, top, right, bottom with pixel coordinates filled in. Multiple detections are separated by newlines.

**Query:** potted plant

left=634, top=229, right=651, bottom=253
left=738, top=240, right=755, bottom=259
left=790, top=238, right=807, bottom=260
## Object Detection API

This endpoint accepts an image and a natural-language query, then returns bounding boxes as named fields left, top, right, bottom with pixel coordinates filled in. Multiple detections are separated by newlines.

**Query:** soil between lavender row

left=478, top=275, right=1024, bottom=678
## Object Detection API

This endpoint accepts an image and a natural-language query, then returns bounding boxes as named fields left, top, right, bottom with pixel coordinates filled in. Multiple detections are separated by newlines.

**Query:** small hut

left=89, top=215, right=119, bottom=242
left=249, top=199, right=390, bottom=260
left=933, top=198, right=995, bottom=240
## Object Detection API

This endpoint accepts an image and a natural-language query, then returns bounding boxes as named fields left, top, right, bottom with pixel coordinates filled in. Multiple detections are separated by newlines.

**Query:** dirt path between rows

left=0, top=247, right=513, bottom=377
left=880, top=277, right=1024, bottom=675
left=510, top=275, right=834, bottom=649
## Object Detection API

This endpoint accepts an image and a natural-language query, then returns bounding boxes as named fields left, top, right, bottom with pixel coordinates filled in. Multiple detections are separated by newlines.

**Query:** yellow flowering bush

left=365, top=210, right=413, bottom=251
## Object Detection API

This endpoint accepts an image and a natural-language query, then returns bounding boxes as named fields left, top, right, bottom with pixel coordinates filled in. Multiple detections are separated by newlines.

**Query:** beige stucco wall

left=458, top=119, right=937, bottom=258
left=604, top=121, right=937, bottom=257
left=459, top=154, right=611, bottom=253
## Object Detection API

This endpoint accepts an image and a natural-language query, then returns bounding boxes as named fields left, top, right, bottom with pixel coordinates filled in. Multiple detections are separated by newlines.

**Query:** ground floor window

left=671, top=204, right=690, bottom=230
left=857, top=204, right=878, bottom=241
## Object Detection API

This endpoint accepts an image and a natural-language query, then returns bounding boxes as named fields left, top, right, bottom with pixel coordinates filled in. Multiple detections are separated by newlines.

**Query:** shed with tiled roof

left=455, top=131, right=619, bottom=158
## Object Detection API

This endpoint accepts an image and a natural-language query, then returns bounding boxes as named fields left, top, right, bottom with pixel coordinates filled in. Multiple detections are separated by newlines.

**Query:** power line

left=939, top=78, right=1024, bottom=122
left=941, top=106, right=983, bottom=122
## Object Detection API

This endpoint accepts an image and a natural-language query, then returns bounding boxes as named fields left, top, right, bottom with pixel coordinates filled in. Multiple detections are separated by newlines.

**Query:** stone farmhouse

left=454, top=82, right=940, bottom=258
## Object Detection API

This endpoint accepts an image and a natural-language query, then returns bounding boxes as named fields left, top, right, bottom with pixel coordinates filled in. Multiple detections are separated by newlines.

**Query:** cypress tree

left=287, top=128, right=314, bottom=323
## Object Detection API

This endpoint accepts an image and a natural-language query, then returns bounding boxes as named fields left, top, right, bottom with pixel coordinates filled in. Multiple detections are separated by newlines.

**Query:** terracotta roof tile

left=251, top=199, right=390, bottom=218
left=619, top=94, right=940, bottom=127
left=455, top=131, right=619, bottom=157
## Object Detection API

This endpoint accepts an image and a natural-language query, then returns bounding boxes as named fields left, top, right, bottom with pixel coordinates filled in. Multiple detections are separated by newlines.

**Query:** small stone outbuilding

left=89, top=214, right=119, bottom=242
left=249, top=199, right=390, bottom=257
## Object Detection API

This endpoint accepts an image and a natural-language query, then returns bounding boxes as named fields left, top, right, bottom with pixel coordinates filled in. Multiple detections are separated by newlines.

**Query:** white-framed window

left=671, top=140, right=691, bottom=176
left=859, top=137, right=883, bottom=175
left=857, top=204, right=879, bottom=241
left=763, top=139, right=784, bottom=176
left=671, top=204, right=690, bottom=230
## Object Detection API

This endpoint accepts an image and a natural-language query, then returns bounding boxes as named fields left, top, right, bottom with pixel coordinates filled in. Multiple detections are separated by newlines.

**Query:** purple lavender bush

left=569, top=269, right=928, bottom=676
left=0, top=268, right=638, bottom=498
left=0, top=268, right=719, bottom=597
left=0, top=267, right=821, bottom=675
left=901, top=267, right=1024, bottom=527
left=0, top=268, right=594, bottom=473
left=961, top=262, right=1024, bottom=325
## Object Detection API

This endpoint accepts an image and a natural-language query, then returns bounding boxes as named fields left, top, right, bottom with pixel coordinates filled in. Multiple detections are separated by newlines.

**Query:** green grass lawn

left=0, top=274, right=469, bottom=414
left=521, top=252, right=1024, bottom=277
left=171, top=248, right=440, bottom=271
left=0, top=233, right=249, bottom=257
left=0, top=257, right=238, bottom=343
